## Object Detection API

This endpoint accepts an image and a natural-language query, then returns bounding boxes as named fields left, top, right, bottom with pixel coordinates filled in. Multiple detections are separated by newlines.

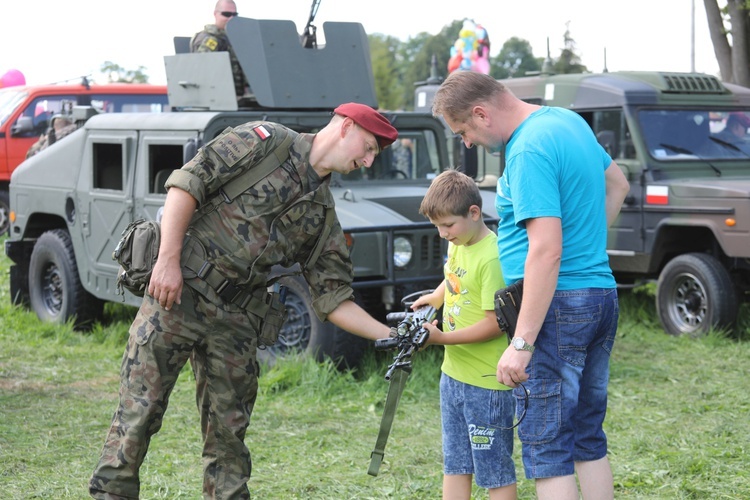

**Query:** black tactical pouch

left=494, top=280, right=523, bottom=339
left=258, top=286, right=287, bottom=348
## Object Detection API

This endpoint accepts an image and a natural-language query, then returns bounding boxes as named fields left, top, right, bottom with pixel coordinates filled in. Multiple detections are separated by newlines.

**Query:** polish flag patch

left=253, top=125, right=271, bottom=141
left=646, top=185, right=669, bottom=205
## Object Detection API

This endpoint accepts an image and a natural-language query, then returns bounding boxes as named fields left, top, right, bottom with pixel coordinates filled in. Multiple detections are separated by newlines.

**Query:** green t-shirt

left=441, top=232, right=510, bottom=390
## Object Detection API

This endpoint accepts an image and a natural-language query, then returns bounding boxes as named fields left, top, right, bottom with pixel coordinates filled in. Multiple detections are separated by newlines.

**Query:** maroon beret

left=334, top=102, right=399, bottom=150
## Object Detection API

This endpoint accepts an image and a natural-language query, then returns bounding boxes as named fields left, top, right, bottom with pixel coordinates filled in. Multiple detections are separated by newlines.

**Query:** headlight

left=393, top=236, right=413, bottom=268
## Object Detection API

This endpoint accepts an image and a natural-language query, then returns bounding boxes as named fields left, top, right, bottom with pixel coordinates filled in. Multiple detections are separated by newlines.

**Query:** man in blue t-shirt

left=432, top=71, right=630, bottom=500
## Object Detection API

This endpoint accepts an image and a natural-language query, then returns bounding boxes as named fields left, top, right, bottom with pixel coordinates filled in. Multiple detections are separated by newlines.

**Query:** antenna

left=541, top=37, right=554, bottom=74
left=603, top=47, right=608, bottom=73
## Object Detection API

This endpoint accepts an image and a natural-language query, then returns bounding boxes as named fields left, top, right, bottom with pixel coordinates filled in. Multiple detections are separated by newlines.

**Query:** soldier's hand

left=148, top=258, right=183, bottom=310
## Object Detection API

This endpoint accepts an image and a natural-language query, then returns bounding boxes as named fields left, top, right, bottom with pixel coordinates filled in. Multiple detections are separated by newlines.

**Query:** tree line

left=368, top=19, right=588, bottom=111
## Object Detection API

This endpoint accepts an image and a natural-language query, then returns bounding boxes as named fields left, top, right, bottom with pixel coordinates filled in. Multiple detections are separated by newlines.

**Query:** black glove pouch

left=493, top=280, right=523, bottom=339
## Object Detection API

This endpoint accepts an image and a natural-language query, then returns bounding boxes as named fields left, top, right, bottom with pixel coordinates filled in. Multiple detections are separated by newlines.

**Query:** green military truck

left=418, top=70, right=750, bottom=336
left=5, top=18, right=491, bottom=367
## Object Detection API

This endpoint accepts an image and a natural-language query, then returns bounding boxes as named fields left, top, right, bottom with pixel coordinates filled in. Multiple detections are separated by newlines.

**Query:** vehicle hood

left=330, top=185, right=431, bottom=228
left=330, top=183, right=499, bottom=228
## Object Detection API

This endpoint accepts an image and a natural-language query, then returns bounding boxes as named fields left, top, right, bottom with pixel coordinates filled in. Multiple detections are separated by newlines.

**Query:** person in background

left=722, top=112, right=750, bottom=141
left=191, top=0, right=249, bottom=97
left=25, top=115, right=77, bottom=159
left=412, top=169, right=516, bottom=500
left=89, top=103, right=399, bottom=499
left=432, top=71, right=630, bottom=500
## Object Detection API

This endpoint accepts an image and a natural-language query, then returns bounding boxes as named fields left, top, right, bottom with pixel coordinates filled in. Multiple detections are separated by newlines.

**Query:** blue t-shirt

left=494, top=106, right=615, bottom=289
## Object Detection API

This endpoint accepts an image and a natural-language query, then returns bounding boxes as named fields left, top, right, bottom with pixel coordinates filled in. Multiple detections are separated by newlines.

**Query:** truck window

left=639, top=109, right=750, bottom=160
left=341, top=129, right=441, bottom=181
left=578, top=109, right=635, bottom=160
left=148, top=144, right=183, bottom=194
left=0, top=89, right=28, bottom=126
left=90, top=94, right=170, bottom=113
left=14, top=95, right=76, bottom=138
left=93, top=143, right=124, bottom=190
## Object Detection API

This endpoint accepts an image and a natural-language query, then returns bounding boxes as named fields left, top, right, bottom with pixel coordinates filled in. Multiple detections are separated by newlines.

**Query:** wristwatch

left=511, top=336, right=535, bottom=353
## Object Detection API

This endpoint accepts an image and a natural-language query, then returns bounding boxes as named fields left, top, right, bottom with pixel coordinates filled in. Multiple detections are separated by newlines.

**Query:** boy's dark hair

left=419, top=169, right=482, bottom=219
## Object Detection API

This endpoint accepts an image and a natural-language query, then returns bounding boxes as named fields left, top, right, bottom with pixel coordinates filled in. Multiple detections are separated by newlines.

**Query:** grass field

left=1, top=239, right=749, bottom=499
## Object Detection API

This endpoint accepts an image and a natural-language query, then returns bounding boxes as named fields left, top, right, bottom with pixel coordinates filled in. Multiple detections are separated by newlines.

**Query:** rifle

left=368, top=290, right=436, bottom=477
left=300, top=0, right=321, bottom=49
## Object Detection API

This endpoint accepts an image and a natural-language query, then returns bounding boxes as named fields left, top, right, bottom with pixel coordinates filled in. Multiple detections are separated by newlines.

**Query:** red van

left=0, top=80, right=169, bottom=233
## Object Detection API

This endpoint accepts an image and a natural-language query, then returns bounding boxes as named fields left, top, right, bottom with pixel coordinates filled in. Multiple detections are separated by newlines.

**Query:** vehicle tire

left=0, top=190, right=9, bottom=235
left=256, top=275, right=368, bottom=369
left=656, top=253, right=738, bottom=336
left=28, top=229, right=103, bottom=329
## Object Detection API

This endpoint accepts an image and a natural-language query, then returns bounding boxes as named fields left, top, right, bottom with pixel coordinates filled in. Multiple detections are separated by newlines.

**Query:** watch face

left=512, top=337, right=524, bottom=349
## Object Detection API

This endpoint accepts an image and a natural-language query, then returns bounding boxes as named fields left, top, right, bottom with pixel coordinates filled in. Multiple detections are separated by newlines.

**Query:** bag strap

left=367, top=366, right=410, bottom=477
left=303, top=206, right=335, bottom=271
left=191, top=128, right=294, bottom=223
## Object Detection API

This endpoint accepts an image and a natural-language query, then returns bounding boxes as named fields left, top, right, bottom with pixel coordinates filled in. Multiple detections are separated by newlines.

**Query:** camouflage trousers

left=89, top=284, right=261, bottom=500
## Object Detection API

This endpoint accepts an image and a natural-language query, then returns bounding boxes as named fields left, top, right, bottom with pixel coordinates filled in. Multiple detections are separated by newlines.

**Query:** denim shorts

left=440, top=373, right=516, bottom=489
left=515, top=288, right=618, bottom=479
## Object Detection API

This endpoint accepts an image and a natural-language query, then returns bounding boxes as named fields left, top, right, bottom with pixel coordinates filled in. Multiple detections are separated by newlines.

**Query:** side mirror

left=11, top=116, right=34, bottom=136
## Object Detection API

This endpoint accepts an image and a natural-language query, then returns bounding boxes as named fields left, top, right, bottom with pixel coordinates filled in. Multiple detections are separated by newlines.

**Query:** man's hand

left=147, top=258, right=183, bottom=311
left=496, top=345, right=531, bottom=387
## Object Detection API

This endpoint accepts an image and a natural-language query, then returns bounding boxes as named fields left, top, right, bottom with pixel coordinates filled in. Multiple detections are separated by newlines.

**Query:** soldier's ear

left=341, top=117, right=356, bottom=139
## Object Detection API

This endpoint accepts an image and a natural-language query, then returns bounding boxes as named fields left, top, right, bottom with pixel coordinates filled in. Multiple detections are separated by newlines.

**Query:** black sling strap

left=367, top=365, right=410, bottom=477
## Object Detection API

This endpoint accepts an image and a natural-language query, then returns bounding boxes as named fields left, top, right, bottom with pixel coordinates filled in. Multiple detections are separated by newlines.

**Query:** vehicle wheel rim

left=41, top=262, right=64, bottom=315
left=667, top=272, right=707, bottom=333
left=274, top=292, right=310, bottom=353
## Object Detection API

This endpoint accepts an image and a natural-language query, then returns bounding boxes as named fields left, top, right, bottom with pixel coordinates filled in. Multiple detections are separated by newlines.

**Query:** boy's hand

left=410, top=295, right=428, bottom=310
left=422, top=320, right=442, bottom=344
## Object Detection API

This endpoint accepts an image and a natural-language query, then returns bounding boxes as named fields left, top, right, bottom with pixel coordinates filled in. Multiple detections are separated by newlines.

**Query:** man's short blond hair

left=419, top=169, right=482, bottom=220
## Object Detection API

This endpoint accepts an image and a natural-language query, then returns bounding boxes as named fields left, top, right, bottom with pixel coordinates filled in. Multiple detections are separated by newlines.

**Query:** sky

left=1, top=0, right=722, bottom=87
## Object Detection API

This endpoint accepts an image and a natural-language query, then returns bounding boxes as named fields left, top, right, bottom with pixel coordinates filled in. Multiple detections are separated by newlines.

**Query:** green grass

left=1, top=239, right=749, bottom=499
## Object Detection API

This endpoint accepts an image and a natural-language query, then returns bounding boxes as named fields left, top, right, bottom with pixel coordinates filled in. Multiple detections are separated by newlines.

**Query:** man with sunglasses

left=190, top=0, right=249, bottom=97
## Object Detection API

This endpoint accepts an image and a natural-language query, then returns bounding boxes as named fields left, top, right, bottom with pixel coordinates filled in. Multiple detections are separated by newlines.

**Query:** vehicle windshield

left=339, top=129, right=441, bottom=182
left=0, top=89, right=28, bottom=127
left=639, top=109, right=750, bottom=160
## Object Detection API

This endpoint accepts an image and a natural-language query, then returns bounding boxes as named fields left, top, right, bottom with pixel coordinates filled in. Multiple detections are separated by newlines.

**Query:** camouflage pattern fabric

left=89, top=290, right=260, bottom=500
left=190, top=24, right=249, bottom=97
left=91, top=121, right=355, bottom=499
left=166, top=121, right=355, bottom=322
left=26, top=120, right=78, bottom=159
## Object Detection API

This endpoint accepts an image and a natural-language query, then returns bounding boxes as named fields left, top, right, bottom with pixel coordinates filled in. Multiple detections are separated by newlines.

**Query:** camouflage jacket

left=165, top=121, right=354, bottom=321
left=26, top=122, right=78, bottom=159
left=190, top=24, right=248, bottom=97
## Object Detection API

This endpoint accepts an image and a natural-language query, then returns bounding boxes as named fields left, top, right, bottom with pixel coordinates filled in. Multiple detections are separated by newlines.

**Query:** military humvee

left=418, top=70, right=750, bottom=336
left=5, top=18, right=496, bottom=367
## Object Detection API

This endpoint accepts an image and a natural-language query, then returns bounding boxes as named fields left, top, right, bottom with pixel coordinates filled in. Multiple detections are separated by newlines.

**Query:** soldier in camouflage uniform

left=190, top=0, right=249, bottom=97
left=25, top=115, right=78, bottom=159
left=89, top=103, right=399, bottom=499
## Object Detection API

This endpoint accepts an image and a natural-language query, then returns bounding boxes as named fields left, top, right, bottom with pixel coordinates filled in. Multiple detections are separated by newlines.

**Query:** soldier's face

left=214, top=2, right=238, bottom=29
left=340, top=121, right=378, bottom=173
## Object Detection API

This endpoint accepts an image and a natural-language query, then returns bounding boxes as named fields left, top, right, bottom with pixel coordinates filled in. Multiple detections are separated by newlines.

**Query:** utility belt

left=181, top=237, right=286, bottom=346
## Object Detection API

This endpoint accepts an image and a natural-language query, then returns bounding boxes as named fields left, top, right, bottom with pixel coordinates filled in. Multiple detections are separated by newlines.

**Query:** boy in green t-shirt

left=413, top=169, right=516, bottom=500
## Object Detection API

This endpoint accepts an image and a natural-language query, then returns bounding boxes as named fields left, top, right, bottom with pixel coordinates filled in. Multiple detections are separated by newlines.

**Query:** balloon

left=473, top=57, right=490, bottom=75
left=1, top=69, right=26, bottom=88
left=448, top=19, right=491, bottom=74
left=448, top=53, right=462, bottom=73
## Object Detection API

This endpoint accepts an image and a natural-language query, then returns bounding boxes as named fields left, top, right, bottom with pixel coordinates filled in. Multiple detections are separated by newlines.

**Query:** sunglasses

left=220, top=11, right=239, bottom=17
